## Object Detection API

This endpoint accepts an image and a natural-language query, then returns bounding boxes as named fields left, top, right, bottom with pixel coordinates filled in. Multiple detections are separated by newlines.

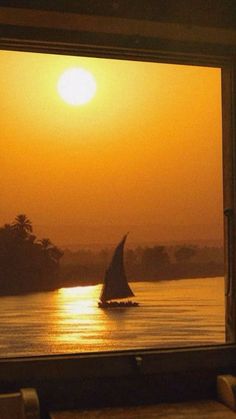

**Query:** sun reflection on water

left=58, top=285, right=100, bottom=316
left=52, top=285, right=105, bottom=348
left=40, top=279, right=225, bottom=355
left=0, top=279, right=225, bottom=357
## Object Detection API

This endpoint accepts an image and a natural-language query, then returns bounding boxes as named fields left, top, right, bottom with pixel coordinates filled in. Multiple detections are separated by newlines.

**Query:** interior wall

left=1, top=0, right=236, bottom=29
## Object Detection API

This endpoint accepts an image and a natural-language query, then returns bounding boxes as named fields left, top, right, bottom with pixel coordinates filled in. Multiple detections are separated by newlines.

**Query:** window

left=0, top=49, right=224, bottom=357
left=0, top=3, right=235, bottom=410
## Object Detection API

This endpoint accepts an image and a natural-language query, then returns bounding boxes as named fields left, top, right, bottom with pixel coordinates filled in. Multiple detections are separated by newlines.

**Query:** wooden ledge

left=50, top=400, right=236, bottom=419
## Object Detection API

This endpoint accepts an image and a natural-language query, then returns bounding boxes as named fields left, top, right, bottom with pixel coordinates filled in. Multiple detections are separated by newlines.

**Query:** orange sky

left=0, top=50, right=223, bottom=246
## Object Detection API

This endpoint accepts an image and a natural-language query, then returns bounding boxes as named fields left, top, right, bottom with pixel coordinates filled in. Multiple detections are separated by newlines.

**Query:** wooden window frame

left=0, top=5, right=236, bottom=414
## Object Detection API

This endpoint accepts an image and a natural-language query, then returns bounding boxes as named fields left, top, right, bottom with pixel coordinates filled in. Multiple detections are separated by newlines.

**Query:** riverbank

left=0, top=262, right=223, bottom=296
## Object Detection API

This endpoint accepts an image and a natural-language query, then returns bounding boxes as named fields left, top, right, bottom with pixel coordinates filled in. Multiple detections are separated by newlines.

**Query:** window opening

left=0, top=49, right=224, bottom=357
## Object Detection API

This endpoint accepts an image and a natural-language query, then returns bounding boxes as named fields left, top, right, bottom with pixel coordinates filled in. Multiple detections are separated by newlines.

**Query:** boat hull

left=98, top=301, right=139, bottom=308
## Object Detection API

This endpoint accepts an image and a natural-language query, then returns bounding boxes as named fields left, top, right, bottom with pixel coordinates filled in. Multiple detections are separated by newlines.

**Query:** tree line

left=61, top=243, right=224, bottom=285
left=0, top=215, right=63, bottom=295
left=0, top=215, right=224, bottom=294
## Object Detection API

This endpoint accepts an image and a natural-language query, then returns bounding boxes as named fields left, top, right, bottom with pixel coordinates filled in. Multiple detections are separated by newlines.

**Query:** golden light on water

left=53, top=285, right=108, bottom=349
left=46, top=279, right=225, bottom=354
left=58, top=285, right=99, bottom=316
left=59, top=285, right=96, bottom=297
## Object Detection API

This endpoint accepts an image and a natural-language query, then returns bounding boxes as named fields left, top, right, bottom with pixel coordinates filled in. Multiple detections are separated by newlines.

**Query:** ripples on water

left=0, top=277, right=225, bottom=357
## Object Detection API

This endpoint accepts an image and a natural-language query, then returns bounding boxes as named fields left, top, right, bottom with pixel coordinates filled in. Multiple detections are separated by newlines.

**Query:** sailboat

left=98, top=234, right=139, bottom=308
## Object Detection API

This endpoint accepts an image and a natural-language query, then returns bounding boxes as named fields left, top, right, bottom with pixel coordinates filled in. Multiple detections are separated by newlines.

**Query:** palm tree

left=38, top=238, right=52, bottom=251
left=39, top=238, right=63, bottom=259
left=12, top=214, right=33, bottom=237
left=48, top=246, right=64, bottom=263
left=38, top=238, right=63, bottom=268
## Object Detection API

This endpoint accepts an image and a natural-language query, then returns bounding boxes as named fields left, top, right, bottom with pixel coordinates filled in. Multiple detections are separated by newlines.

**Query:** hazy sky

left=0, top=50, right=223, bottom=245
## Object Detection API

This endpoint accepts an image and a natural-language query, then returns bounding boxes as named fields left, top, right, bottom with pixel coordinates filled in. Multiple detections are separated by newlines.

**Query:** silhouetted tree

left=12, top=214, right=32, bottom=239
left=175, top=245, right=196, bottom=263
left=0, top=215, right=63, bottom=295
left=142, top=246, right=170, bottom=277
left=38, top=238, right=53, bottom=251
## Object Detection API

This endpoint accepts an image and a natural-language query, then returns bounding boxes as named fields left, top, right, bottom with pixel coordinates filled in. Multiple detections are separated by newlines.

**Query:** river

left=0, top=277, right=225, bottom=358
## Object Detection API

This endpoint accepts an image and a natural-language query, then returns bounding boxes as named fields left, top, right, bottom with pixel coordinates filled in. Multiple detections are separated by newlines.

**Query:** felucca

left=98, top=234, right=138, bottom=308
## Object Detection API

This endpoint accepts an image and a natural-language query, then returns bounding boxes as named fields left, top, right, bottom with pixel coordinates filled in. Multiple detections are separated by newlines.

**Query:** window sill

left=50, top=400, right=236, bottom=419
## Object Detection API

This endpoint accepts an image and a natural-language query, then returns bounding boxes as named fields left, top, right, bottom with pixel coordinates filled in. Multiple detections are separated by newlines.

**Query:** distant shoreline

left=0, top=272, right=224, bottom=297
left=57, top=271, right=224, bottom=288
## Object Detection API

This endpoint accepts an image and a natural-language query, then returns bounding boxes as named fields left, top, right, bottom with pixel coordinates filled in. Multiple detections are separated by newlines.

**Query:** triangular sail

left=100, top=234, right=134, bottom=302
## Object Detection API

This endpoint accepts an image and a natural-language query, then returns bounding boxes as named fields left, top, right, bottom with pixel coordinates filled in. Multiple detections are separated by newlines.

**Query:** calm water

left=0, top=277, right=225, bottom=358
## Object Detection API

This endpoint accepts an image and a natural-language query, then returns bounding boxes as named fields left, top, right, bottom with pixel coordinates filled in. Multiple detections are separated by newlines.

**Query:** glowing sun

left=57, top=67, right=96, bottom=105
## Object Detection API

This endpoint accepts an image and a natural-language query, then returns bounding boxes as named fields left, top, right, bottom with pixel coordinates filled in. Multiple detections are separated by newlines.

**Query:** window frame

left=0, top=4, right=236, bottom=412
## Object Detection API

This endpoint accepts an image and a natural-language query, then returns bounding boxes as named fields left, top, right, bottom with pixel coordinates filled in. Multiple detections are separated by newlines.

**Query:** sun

left=57, top=67, right=97, bottom=106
